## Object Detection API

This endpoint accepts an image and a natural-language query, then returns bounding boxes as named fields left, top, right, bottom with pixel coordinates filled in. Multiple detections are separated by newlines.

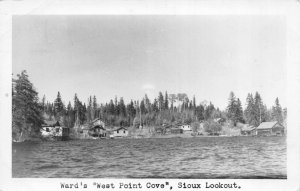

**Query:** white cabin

left=113, top=127, right=128, bottom=137
left=41, top=121, right=69, bottom=138
left=179, top=124, right=192, bottom=131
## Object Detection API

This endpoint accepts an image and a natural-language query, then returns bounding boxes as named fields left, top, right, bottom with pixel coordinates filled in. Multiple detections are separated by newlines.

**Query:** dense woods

left=12, top=70, right=287, bottom=140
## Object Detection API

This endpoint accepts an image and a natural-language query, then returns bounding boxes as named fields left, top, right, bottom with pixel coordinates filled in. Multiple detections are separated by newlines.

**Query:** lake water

left=12, top=136, right=286, bottom=178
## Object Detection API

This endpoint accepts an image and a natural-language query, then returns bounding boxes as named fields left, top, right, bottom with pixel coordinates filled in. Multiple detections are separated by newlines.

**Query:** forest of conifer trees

left=12, top=70, right=287, bottom=140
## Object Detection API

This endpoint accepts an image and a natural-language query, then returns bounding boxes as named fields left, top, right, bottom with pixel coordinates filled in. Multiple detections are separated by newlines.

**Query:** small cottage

left=255, top=121, right=284, bottom=136
left=112, top=127, right=128, bottom=137
left=41, top=120, right=69, bottom=140
left=170, top=128, right=183, bottom=134
left=89, top=125, right=106, bottom=137
left=179, top=124, right=192, bottom=131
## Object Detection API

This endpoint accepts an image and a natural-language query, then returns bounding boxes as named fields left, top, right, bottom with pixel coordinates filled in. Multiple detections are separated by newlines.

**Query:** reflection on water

left=12, top=136, right=286, bottom=178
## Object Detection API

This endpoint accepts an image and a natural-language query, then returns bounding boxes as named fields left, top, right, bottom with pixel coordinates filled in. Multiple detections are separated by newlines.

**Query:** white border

left=1, top=1, right=299, bottom=191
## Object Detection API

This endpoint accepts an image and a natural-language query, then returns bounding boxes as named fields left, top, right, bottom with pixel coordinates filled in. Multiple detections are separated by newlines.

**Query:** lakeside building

left=112, top=127, right=128, bottom=137
left=89, top=124, right=106, bottom=138
left=179, top=124, right=192, bottom=132
left=170, top=128, right=183, bottom=134
left=240, top=125, right=256, bottom=136
left=41, top=120, right=69, bottom=140
left=255, top=121, right=284, bottom=136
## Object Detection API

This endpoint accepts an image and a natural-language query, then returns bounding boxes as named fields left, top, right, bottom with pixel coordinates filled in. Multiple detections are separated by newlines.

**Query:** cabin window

left=46, top=128, right=50, bottom=132
left=117, top=130, right=119, bottom=133
left=123, top=130, right=125, bottom=133
left=63, top=128, right=69, bottom=133
left=56, top=128, right=59, bottom=132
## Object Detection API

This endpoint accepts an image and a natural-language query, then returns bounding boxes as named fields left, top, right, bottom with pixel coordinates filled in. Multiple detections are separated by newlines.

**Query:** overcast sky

left=12, top=15, right=286, bottom=110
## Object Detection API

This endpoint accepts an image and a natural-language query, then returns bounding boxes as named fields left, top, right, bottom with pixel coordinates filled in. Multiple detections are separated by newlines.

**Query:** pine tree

left=12, top=70, right=44, bottom=140
left=140, top=99, right=146, bottom=114
left=144, top=94, right=151, bottom=113
left=54, top=91, right=64, bottom=120
left=245, top=93, right=255, bottom=125
left=92, top=95, right=97, bottom=119
left=114, top=96, right=120, bottom=115
left=66, top=101, right=75, bottom=128
left=195, top=105, right=205, bottom=121
left=87, top=96, right=93, bottom=122
left=152, top=98, right=159, bottom=112
left=127, top=100, right=136, bottom=118
left=235, top=98, right=244, bottom=123
left=108, top=99, right=115, bottom=115
left=272, top=97, right=283, bottom=123
left=119, top=97, right=126, bottom=117
left=158, top=92, right=164, bottom=111
left=193, top=96, right=196, bottom=109
left=73, top=93, right=80, bottom=125
left=226, top=91, right=237, bottom=124
left=253, top=92, right=266, bottom=126
left=164, top=91, right=169, bottom=110
left=42, top=95, right=46, bottom=112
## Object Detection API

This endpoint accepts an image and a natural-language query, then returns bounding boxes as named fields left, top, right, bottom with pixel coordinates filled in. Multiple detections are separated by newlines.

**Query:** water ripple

left=12, top=136, right=286, bottom=178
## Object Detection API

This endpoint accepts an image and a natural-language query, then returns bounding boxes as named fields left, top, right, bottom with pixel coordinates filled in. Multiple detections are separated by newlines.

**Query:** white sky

left=12, top=15, right=286, bottom=110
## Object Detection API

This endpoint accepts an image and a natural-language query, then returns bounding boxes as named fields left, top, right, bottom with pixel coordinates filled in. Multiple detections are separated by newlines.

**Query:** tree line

left=12, top=70, right=287, bottom=140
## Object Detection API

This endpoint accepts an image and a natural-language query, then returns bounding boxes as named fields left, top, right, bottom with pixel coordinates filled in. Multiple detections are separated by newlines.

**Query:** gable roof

left=92, top=125, right=106, bottom=130
left=42, top=120, right=60, bottom=127
left=256, top=121, right=279, bottom=130
left=241, top=125, right=256, bottom=131
left=113, top=127, right=127, bottom=131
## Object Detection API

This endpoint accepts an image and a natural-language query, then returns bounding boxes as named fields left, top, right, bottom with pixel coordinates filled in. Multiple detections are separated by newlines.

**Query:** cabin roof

left=170, top=127, right=182, bottom=130
left=92, top=125, right=106, bottom=130
left=241, top=125, right=256, bottom=131
left=113, top=127, right=127, bottom=131
left=256, top=121, right=280, bottom=130
left=42, top=120, right=60, bottom=127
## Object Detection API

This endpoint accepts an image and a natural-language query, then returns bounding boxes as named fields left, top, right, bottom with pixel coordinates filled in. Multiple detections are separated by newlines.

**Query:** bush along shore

left=12, top=70, right=287, bottom=142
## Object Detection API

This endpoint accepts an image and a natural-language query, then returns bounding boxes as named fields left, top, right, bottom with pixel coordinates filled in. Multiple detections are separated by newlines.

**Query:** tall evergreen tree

left=119, top=97, right=126, bottom=117
left=144, top=94, right=151, bottom=113
left=272, top=97, right=283, bottom=123
left=92, top=95, right=97, bottom=119
left=42, top=95, right=46, bottom=112
left=226, top=91, right=237, bottom=124
left=164, top=91, right=169, bottom=110
left=226, top=92, right=243, bottom=125
left=193, top=96, right=196, bottom=109
left=254, top=92, right=263, bottom=126
left=12, top=70, right=44, bottom=140
left=158, top=92, right=164, bottom=111
left=108, top=99, right=115, bottom=115
left=195, top=105, right=205, bottom=121
left=140, top=99, right=146, bottom=114
left=127, top=100, right=136, bottom=118
left=66, top=101, right=75, bottom=128
left=235, top=98, right=244, bottom=123
left=54, top=91, right=64, bottom=120
left=87, top=96, right=93, bottom=122
left=152, top=98, right=159, bottom=112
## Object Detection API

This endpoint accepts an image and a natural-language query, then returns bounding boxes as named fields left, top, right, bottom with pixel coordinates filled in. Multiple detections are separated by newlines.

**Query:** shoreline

left=12, top=134, right=286, bottom=143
